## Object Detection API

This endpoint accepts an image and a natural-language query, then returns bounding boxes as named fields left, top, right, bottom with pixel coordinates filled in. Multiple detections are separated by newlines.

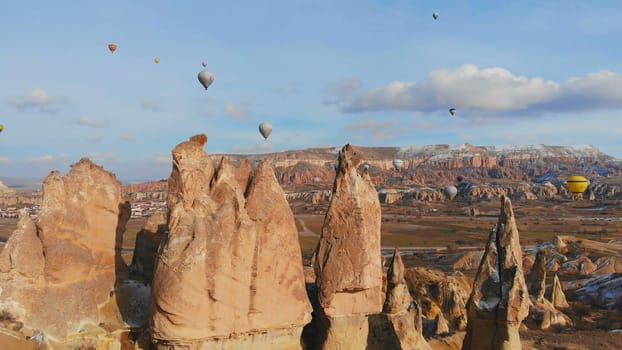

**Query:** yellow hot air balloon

left=154, top=57, right=160, bottom=64
left=0, top=124, right=4, bottom=133
left=566, top=175, right=589, bottom=199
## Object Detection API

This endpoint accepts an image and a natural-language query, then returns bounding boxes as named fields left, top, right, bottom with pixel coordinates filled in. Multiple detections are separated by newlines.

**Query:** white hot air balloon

left=443, top=185, right=458, bottom=200
left=259, top=122, right=272, bottom=140
left=198, top=71, right=215, bottom=90
left=433, top=12, right=439, bottom=20
left=449, top=108, right=457, bottom=116
left=393, top=159, right=404, bottom=171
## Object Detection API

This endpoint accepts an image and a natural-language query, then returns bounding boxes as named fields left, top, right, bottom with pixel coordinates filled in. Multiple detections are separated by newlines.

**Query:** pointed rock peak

left=336, top=144, right=363, bottom=174
left=550, top=273, right=569, bottom=309
left=189, top=133, right=208, bottom=146
left=462, top=195, right=529, bottom=350
left=388, top=248, right=405, bottom=285
left=168, top=135, right=214, bottom=209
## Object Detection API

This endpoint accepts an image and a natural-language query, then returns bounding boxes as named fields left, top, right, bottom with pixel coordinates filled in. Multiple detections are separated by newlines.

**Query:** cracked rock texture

left=149, top=135, right=311, bottom=349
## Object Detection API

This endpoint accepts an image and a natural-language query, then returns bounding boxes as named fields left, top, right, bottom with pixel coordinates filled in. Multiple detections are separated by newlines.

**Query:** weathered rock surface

left=528, top=249, right=548, bottom=301
left=572, top=273, right=622, bottom=310
left=0, top=158, right=130, bottom=341
left=404, top=267, right=471, bottom=334
left=150, top=135, right=312, bottom=348
left=130, top=211, right=168, bottom=282
left=549, top=273, right=569, bottom=309
left=462, top=196, right=530, bottom=350
left=313, top=144, right=383, bottom=317
left=309, top=144, right=383, bottom=350
left=527, top=297, right=573, bottom=330
left=376, top=248, right=431, bottom=350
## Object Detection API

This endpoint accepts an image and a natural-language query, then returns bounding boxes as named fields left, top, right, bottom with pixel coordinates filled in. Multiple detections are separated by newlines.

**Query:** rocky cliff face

left=0, top=158, right=130, bottom=341
left=150, top=135, right=312, bottom=349
left=462, top=196, right=530, bottom=350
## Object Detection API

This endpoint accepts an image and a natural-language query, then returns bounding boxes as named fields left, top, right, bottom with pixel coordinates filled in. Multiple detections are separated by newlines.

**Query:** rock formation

left=0, top=158, right=130, bottom=342
left=371, top=248, right=431, bottom=350
left=311, top=144, right=383, bottom=349
left=528, top=249, right=548, bottom=301
left=549, top=274, right=569, bottom=309
left=130, top=210, right=168, bottom=282
left=462, top=196, right=529, bottom=350
left=404, top=267, right=471, bottom=334
left=149, top=135, right=312, bottom=349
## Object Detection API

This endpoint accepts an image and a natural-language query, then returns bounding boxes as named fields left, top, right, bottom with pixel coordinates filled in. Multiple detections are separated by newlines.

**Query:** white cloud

left=225, top=102, right=250, bottom=121
left=325, top=64, right=622, bottom=114
left=119, top=134, right=135, bottom=141
left=323, top=78, right=363, bottom=106
left=78, top=116, right=108, bottom=128
left=0, top=157, right=9, bottom=163
left=89, top=152, right=114, bottom=163
left=232, top=142, right=273, bottom=154
left=29, top=155, right=57, bottom=163
left=6, top=89, right=68, bottom=113
left=153, top=152, right=171, bottom=165
left=141, top=100, right=162, bottom=112
left=345, top=119, right=402, bottom=141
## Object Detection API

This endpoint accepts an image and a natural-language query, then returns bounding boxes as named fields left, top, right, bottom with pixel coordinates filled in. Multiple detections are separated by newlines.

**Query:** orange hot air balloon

left=108, top=43, right=117, bottom=53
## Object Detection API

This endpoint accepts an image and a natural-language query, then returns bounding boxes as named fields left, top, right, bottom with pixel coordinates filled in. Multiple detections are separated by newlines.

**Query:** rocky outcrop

left=462, top=196, right=529, bottom=350
left=150, top=135, right=312, bottom=349
left=0, top=158, right=130, bottom=341
left=374, top=248, right=431, bottom=350
left=528, top=249, right=548, bottom=301
left=313, top=144, right=383, bottom=317
left=404, top=267, right=471, bottom=334
left=311, top=144, right=383, bottom=349
left=130, top=211, right=168, bottom=282
left=549, top=274, right=569, bottom=309
left=527, top=298, right=573, bottom=330
left=572, top=273, right=622, bottom=310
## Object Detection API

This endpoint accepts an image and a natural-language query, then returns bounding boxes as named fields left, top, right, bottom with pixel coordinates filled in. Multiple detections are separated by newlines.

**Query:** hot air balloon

left=363, top=164, right=370, bottom=170
left=449, top=108, right=456, bottom=116
left=444, top=185, right=458, bottom=200
left=0, top=124, right=4, bottom=133
left=198, top=71, right=215, bottom=90
left=566, top=175, right=589, bottom=199
left=393, top=159, right=404, bottom=171
left=433, top=12, right=439, bottom=20
left=108, top=43, right=117, bottom=53
left=202, top=61, right=208, bottom=67
left=154, top=57, right=160, bottom=64
left=259, top=122, right=272, bottom=140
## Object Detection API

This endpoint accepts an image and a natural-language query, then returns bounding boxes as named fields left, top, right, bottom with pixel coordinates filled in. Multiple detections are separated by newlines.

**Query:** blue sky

left=1, top=0, right=622, bottom=182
